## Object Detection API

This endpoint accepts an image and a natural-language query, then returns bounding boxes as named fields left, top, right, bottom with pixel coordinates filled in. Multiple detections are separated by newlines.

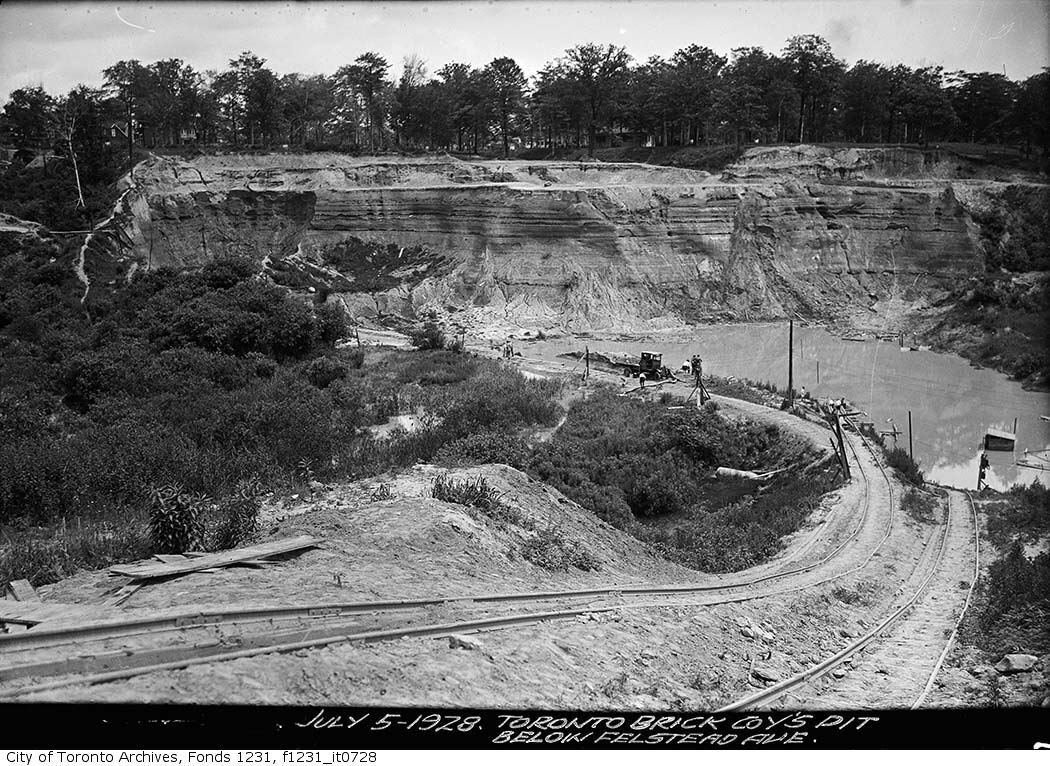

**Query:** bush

left=527, top=391, right=837, bottom=572
left=902, top=488, right=939, bottom=523
left=147, top=484, right=207, bottom=554
left=306, top=356, right=348, bottom=388
left=409, top=311, right=446, bottom=350
left=206, top=477, right=261, bottom=551
left=975, top=542, right=1050, bottom=655
left=521, top=525, right=602, bottom=572
left=434, top=431, right=530, bottom=468
left=430, top=474, right=504, bottom=511
left=884, top=445, right=924, bottom=486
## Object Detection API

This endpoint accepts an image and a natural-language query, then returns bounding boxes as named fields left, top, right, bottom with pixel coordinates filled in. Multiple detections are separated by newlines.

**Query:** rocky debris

left=831, top=667, right=848, bottom=679
left=448, top=634, right=482, bottom=651
left=741, top=625, right=757, bottom=638
left=994, top=654, right=1039, bottom=674
left=752, top=666, right=779, bottom=683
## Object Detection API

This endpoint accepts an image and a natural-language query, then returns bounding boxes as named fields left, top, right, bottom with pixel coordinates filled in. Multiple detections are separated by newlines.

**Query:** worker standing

left=639, top=372, right=647, bottom=388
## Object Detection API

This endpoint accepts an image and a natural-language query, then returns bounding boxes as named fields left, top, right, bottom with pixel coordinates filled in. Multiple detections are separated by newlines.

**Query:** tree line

left=2, top=34, right=1048, bottom=165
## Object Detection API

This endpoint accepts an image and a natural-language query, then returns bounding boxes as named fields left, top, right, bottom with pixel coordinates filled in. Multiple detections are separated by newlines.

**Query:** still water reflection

left=532, top=323, right=1050, bottom=491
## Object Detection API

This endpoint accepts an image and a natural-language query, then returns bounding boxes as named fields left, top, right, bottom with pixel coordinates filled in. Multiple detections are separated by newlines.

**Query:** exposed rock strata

left=93, top=146, right=1040, bottom=332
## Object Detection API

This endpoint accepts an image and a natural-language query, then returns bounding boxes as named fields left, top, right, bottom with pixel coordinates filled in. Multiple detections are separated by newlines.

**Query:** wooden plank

left=102, top=583, right=143, bottom=607
left=108, top=535, right=322, bottom=580
left=0, top=601, right=105, bottom=626
left=6, top=580, right=39, bottom=602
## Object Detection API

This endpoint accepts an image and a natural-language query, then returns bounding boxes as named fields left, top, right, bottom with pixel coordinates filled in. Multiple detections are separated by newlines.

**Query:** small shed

left=984, top=428, right=1016, bottom=452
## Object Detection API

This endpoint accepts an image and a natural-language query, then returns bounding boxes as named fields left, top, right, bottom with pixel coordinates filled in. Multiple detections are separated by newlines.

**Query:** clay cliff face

left=95, top=146, right=1030, bottom=332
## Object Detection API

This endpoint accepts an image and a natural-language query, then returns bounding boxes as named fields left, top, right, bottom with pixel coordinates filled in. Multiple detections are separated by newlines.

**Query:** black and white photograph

left=0, top=0, right=1047, bottom=750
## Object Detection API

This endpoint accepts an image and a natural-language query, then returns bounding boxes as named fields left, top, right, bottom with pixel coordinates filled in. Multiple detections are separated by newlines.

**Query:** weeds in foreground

left=831, top=579, right=881, bottom=607
left=430, top=474, right=504, bottom=511
left=370, top=483, right=395, bottom=501
left=901, top=488, right=940, bottom=524
left=147, top=484, right=207, bottom=554
left=206, top=477, right=261, bottom=552
left=0, top=516, right=150, bottom=585
left=883, top=445, right=925, bottom=487
left=521, top=525, right=602, bottom=572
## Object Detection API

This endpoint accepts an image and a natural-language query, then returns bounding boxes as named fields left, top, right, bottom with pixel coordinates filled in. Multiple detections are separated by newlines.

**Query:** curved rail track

left=717, top=488, right=979, bottom=710
left=1, top=402, right=969, bottom=707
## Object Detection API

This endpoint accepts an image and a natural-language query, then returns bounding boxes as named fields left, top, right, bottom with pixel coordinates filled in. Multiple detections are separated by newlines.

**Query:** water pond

left=528, top=323, right=1050, bottom=492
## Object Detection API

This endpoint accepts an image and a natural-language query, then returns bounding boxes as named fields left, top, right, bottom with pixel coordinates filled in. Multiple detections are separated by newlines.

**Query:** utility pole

left=787, top=319, right=794, bottom=406
left=816, top=360, right=820, bottom=385
left=831, top=414, right=851, bottom=481
left=908, top=410, right=914, bottom=462
left=127, top=109, right=135, bottom=182
left=585, top=346, right=590, bottom=380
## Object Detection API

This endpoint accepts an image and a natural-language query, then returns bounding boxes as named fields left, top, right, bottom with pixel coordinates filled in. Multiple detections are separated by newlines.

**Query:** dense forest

left=3, top=35, right=1048, bottom=165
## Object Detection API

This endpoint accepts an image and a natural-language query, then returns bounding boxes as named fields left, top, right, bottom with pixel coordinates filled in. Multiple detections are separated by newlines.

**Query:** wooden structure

left=984, top=428, right=1016, bottom=452
left=109, top=535, right=322, bottom=580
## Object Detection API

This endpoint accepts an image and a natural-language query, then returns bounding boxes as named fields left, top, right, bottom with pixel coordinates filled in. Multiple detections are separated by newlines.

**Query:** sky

left=1, top=0, right=1048, bottom=100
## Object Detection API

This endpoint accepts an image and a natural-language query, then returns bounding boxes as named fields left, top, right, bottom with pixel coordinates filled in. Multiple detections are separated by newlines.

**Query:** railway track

left=0, top=414, right=909, bottom=701
left=6, top=362, right=954, bottom=707
left=716, top=487, right=979, bottom=710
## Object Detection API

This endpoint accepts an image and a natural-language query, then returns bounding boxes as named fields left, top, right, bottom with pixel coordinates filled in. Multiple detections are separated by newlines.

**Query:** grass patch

left=430, top=474, right=504, bottom=511
left=883, top=445, right=925, bottom=487
left=0, top=514, right=150, bottom=584
left=831, top=580, right=881, bottom=606
left=902, top=488, right=940, bottom=524
left=521, top=525, right=602, bottom=572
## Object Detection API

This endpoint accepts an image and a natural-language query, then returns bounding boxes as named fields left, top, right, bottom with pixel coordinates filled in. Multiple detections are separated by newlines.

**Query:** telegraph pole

left=787, top=319, right=794, bottom=406
left=908, top=410, right=914, bottom=462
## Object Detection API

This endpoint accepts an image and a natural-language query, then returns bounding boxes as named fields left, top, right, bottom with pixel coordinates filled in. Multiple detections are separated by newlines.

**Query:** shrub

left=521, top=525, right=602, bottom=572
left=526, top=390, right=837, bottom=572
left=430, top=474, right=504, bottom=511
left=206, top=477, right=261, bottom=551
left=434, top=431, right=530, bottom=468
left=409, top=311, right=446, bottom=350
left=884, top=445, right=924, bottom=486
left=370, top=483, right=395, bottom=501
left=306, top=356, right=348, bottom=388
left=147, top=484, right=207, bottom=554
left=902, top=488, right=939, bottom=523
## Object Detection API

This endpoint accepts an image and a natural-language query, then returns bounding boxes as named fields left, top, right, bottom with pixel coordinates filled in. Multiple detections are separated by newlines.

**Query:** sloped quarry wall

left=108, top=148, right=993, bottom=331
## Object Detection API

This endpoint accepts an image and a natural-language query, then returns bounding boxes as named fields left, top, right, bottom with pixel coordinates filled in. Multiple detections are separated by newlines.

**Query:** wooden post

left=788, top=319, right=794, bottom=406
left=585, top=346, right=590, bottom=380
left=908, top=410, right=914, bottom=462
left=1013, top=417, right=1017, bottom=434
left=816, top=360, right=820, bottom=385
left=834, top=414, right=851, bottom=481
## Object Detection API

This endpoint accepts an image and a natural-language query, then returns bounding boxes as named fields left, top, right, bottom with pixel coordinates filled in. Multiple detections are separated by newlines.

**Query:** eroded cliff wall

left=94, top=146, right=1029, bottom=332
